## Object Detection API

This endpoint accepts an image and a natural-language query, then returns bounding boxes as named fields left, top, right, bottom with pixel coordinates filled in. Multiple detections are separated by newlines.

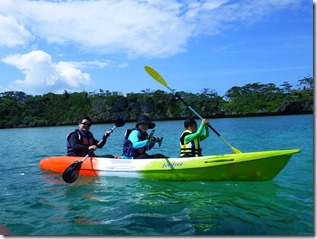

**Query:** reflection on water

left=38, top=176, right=288, bottom=235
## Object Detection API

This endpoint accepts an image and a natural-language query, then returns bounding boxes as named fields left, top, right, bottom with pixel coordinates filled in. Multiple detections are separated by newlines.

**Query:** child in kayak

left=179, top=117, right=210, bottom=157
left=122, top=115, right=167, bottom=159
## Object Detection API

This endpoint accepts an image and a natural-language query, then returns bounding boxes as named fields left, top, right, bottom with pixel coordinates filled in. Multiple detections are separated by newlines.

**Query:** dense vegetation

left=0, top=76, right=313, bottom=128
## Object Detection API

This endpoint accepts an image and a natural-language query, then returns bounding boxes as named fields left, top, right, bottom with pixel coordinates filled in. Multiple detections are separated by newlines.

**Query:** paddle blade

left=144, top=65, right=168, bottom=88
left=62, top=160, right=83, bottom=183
left=147, top=129, right=155, bottom=149
left=231, top=147, right=242, bottom=154
left=158, top=137, right=163, bottom=147
left=115, top=115, right=125, bottom=127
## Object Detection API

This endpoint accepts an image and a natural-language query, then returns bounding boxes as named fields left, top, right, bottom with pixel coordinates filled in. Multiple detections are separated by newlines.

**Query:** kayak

left=39, top=149, right=300, bottom=181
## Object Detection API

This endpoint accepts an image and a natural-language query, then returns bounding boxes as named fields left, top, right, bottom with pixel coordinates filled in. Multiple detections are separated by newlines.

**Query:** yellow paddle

left=144, top=65, right=242, bottom=154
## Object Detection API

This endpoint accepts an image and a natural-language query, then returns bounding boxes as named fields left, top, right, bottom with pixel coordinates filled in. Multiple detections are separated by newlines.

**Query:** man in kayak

left=122, top=115, right=168, bottom=159
left=179, top=117, right=210, bottom=157
left=66, top=116, right=115, bottom=157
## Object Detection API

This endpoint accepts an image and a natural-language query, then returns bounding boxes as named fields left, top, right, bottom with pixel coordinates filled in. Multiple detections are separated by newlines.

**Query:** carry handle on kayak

left=144, top=65, right=242, bottom=154
left=62, top=116, right=126, bottom=183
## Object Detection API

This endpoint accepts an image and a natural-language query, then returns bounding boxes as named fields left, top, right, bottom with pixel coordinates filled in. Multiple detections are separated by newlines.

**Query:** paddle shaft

left=174, top=92, right=241, bottom=151
left=109, top=125, right=116, bottom=133
left=165, top=83, right=223, bottom=137
left=83, top=125, right=117, bottom=160
left=144, top=65, right=242, bottom=154
left=174, top=92, right=219, bottom=136
left=96, top=124, right=119, bottom=146
left=81, top=151, right=93, bottom=163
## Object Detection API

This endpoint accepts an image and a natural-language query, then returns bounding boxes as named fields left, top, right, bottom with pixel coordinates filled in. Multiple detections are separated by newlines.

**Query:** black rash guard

left=68, top=131, right=108, bottom=156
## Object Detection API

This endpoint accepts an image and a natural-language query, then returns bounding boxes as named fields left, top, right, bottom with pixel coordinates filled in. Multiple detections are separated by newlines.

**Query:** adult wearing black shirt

left=66, top=116, right=114, bottom=158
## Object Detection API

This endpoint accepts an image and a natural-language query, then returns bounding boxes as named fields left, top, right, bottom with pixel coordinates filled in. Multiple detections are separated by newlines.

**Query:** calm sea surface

left=0, top=114, right=313, bottom=236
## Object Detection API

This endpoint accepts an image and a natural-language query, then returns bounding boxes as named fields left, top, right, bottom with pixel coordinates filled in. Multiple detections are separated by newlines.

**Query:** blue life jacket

left=122, top=128, right=148, bottom=158
left=66, top=129, right=94, bottom=156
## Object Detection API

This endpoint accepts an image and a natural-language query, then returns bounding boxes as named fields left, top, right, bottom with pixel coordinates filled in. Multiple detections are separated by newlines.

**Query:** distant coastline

left=0, top=77, right=313, bottom=129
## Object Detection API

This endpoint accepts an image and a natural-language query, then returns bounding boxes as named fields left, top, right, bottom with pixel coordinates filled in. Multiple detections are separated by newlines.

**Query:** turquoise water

left=0, top=114, right=313, bottom=235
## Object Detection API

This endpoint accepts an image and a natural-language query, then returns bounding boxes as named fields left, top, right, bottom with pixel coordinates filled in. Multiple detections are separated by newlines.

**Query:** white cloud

left=1, top=50, right=105, bottom=94
left=0, top=15, right=32, bottom=47
left=0, top=0, right=302, bottom=57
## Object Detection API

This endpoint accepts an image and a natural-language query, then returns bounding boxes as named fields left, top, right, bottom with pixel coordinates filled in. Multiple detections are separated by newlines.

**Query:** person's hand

left=153, top=137, right=160, bottom=142
left=202, top=118, right=210, bottom=126
left=88, top=145, right=97, bottom=151
left=104, top=130, right=111, bottom=137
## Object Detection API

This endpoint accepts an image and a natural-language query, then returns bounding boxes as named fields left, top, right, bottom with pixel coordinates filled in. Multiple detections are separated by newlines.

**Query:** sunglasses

left=81, top=122, right=91, bottom=127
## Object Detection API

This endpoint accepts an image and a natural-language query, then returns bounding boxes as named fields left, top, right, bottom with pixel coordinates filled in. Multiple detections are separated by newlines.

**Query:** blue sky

left=0, top=0, right=312, bottom=96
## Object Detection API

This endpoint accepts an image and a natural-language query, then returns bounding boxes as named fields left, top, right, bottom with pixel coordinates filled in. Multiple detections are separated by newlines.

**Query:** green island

left=0, top=76, right=313, bottom=129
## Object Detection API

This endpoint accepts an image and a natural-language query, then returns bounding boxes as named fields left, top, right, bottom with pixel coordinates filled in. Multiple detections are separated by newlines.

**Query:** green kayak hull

left=141, top=149, right=301, bottom=181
